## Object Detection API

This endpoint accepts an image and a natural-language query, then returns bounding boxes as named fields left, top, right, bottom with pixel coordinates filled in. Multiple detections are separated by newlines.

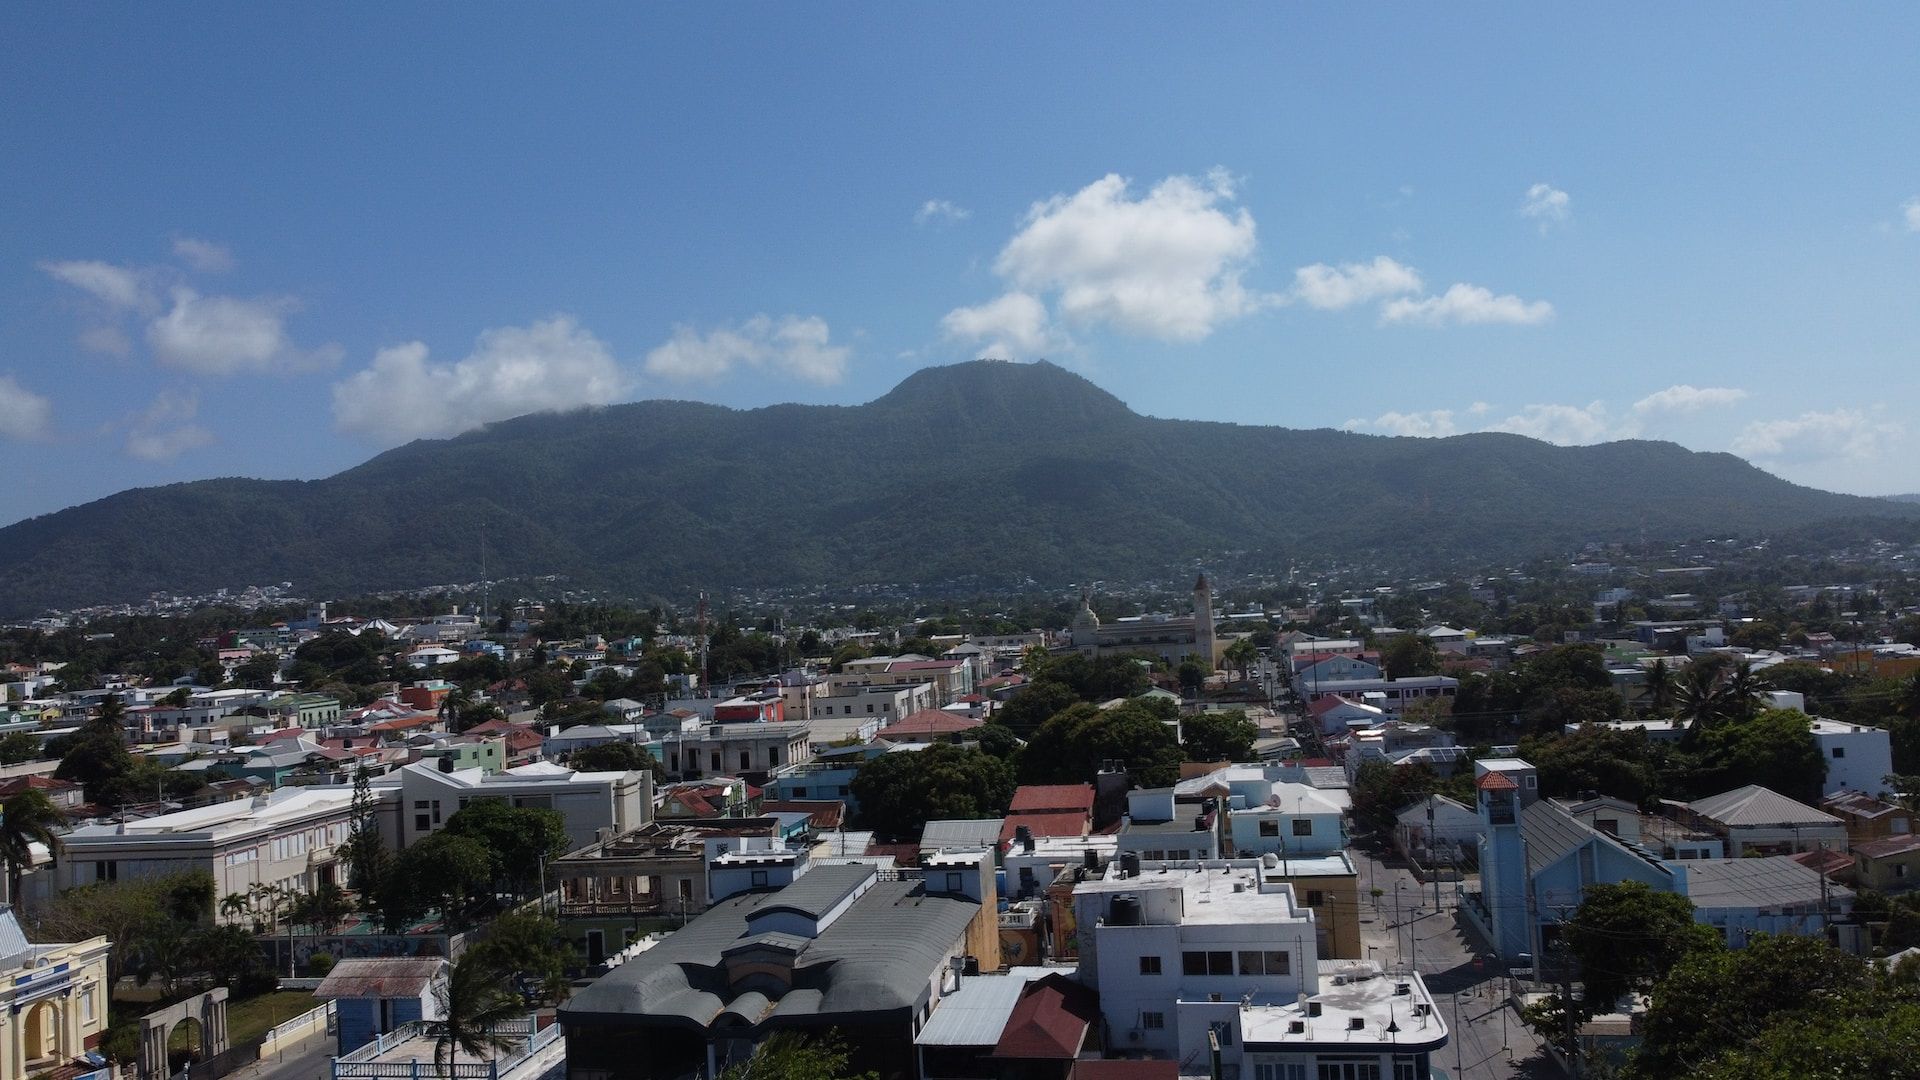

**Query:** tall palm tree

left=434, top=952, right=523, bottom=1077
left=1721, top=660, right=1767, bottom=722
left=1644, top=659, right=1675, bottom=716
left=1, top=790, right=65, bottom=905
left=219, top=892, right=252, bottom=924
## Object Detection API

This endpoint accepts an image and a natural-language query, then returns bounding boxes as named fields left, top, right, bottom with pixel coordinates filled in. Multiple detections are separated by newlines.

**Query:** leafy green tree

left=442, top=800, right=571, bottom=902
left=392, top=831, right=494, bottom=931
left=0, top=731, right=41, bottom=765
left=433, top=950, right=525, bottom=1076
left=1563, top=882, right=1720, bottom=1010
left=1687, top=993, right=1920, bottom=1080
left=993, top=681, right=1079, bottom=738
left=1, top=789, right=65, bottom=903
left=569, top=740, right=665, bottom=777
left=1019, top=698, right=1184, bottom=788
left=1176, top=658, right=1207, bottom=698
left=1633, top=934, right=1871, bottom=1079
left=1643, top=658, right=1674, bottom=716
left=1182, top=710, right=1258, bottom=764
left=849, top=744, right=1015, bottom=840
left=1349, top=760, right=1439, bottom=838
left=1380, top=635, right=1439, bottom=680
left=1519, top=726, right=1660, bottom=804
left=1222, top=638, right=1259, bottom=682
left=342, top=765, right=391, bottom=904
left=187, top=923, right=277, bottom=996
left=468, top=913, right=574, bottom=1004
left=1690, top=708, right=1827, bottom=803
left=719, top=1031, right=876, bottom=1080
left=972, top=722, right=1023, bottom=759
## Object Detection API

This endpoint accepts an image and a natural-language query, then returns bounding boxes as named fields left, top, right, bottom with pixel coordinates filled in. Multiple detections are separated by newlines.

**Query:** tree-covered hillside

left=1, top=360, right=1913, bottom=615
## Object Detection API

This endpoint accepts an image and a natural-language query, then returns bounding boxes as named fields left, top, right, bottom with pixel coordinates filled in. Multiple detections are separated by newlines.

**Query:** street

left=1348, top=848, right=1563, bottom=1080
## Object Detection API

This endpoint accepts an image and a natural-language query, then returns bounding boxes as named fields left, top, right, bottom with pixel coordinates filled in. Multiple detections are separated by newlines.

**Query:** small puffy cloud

left=1381, top=283, right=1554, bottom=326
left=1356, top=409, right=1459, bottom=438
left=643, top=314, right=850, bottom=384
left=41, top=260, right=156, bottom=312
left=146, top=287, right=342, bottom=375
left=0, top=375, right=53, bottom=441
left=1905, top=197, right=1920, bottom=233
left=1732, top=409, right=1902, bottom=463
left=1521, top=183, right=1571, bottom=232
left=939, top=292, right=1060, bottom=358
left=989, top=168, right=1270, bottom=341
left=1632, top=384, right=1748, bottom=415
left=171, top=237, right=235, bottom=273
left=1487, top=401, right=1611, bottom=445
left=124, top=389, right=214, bottom=461
left=1290, top=256, right=1423, bottom=310
left=333, top=315, right=629, bottom=445
left=915, top=199, right=970, bottom=226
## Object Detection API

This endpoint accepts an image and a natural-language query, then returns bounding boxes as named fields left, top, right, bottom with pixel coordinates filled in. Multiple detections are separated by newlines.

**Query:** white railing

left=260, top=1000, right=336, bottom=1057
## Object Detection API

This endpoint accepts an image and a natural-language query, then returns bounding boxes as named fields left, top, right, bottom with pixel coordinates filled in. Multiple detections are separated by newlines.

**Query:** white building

left=379, top=759, right=650, bottom=851
left=1808, top=718, right=1895, bottom=797
left=1073, top=857, right=1448, bottom=1076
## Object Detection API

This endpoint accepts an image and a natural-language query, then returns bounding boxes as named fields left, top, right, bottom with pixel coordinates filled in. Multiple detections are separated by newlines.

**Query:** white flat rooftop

left=1238, top=962, right=1447, bottom=1051
left=1079, top=863, right=1306, bottom=924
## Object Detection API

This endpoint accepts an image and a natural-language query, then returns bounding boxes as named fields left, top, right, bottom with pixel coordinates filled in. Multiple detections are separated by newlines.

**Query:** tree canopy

left=850, top=744, right=1015, bottom=840
left=1019, top=697, right=1184, bottom=788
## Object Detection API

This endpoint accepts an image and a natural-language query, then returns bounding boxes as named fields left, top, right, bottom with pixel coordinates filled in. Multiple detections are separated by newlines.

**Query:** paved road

left=1349, top=848, right=1565, bottom=1080
left=219, top=1031, right=335, bottom=1080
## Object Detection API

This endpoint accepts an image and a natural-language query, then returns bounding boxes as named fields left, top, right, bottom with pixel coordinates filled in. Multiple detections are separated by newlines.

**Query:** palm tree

left=433, top=952, right=523, bottom=1077
left=1721, top=659, right=1766, bottom=721
left=1897, top=671, right=1920, bottom=719
left=1674, top=663, right=1728, bottom=737
left=0, top=790, right=64, bottom=905
left=1223, top=638, right=1259, bottom=683
left=1644, top=658, right=1675, bottom=716
left=219, top=892, right=252, bottom=924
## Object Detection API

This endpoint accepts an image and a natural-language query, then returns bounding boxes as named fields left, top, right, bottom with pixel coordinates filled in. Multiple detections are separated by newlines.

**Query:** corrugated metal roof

left=913, top=970, right=1052, bottom=1047
left=0, top=906, right=33, bottom=964
left=314, top=958, right=447, bottom=999
left=1690, top=785, right=1840, bottom=828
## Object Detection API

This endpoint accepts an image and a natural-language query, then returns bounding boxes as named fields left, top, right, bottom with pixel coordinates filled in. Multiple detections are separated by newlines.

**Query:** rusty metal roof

left=313, top=957, right=447, bottom=999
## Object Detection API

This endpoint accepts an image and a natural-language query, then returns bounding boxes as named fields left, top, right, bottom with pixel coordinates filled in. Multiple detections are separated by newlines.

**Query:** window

left=1184, top=950, right=1234, bottom=976
left=1139, top=955, right=1162, bottom=975
left=1140, top=1011, right=1165, bottom=1030
left=1237, top=950, right=1291, bottom=975
left=1523, top=775, right=1538, bottom=790
left=1254, top=1065, right=1306, bottom=1080
left=1833, top=746, right=1846, bottom=759
left=1306, top=890, right=1325, bottom=907
left=740, top=751, right=751, bottom=771
left=946, top=872, right=964, bottom=893
left=1292, top=819, right=1314, bottom=837
left=750, top=870, right=768, bottom=888
left=792, top=787, right=807, bottom=799
left=1317, top=1063, right=1380, bottom=1080
left=1259, top=820, right=1280, bottom=837
left=711, top=751, right=722, bottom=770
left=415, top=814, right=431, bottom=832
left=1393, top=1061, right=1421, bottom=1080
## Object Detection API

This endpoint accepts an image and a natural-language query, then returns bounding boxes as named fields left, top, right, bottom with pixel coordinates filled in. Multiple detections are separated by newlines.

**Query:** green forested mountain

left=1, top=361, right=1913, bottom=615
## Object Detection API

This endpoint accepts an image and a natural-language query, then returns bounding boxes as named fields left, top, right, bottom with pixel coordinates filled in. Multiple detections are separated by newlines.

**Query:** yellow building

left=0, top=906, right=112, bottom=1080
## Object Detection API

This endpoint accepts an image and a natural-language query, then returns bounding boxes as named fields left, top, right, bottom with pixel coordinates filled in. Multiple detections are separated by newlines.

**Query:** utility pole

left=1428, top=798, right=1442, bottom=911
left=1553, top=938, right=1580, bottom=1079
left=1452, top=990, right=1464, bottom=1079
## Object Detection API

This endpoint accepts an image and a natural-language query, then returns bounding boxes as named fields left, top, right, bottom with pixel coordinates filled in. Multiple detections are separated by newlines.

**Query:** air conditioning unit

left=1127, top=1030, right=1143, bottom=1042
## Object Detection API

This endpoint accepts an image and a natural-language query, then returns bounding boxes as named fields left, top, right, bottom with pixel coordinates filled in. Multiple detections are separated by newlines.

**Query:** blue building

left=314, top=957, right=447, bottom=1055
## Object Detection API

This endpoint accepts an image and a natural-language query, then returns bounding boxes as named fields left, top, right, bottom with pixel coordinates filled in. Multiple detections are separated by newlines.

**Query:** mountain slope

left=1, top=361, right=1913, bottom=615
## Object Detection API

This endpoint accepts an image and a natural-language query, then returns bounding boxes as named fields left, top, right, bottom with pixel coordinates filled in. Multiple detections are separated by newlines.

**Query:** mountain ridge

left=1, top=360, right=1913, bottom=616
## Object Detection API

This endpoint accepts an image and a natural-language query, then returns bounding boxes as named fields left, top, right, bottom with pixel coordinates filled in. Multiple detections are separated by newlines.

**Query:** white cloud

left=986, top=168, right=1271, bottom=341
left=1290, top=256, right=1423, bottom=310
left=1905, top=197, right=1920, bottom=233
left=171, top=236, right=235, bottom=273
left=1487, top=401, right=1611, bottom=445
left=643, top=314, right=850, bottom=384
left=1732, top=409, right=1902, bottom=463
left=939, top=292, right=1061, bottom=358
left=1521, top=183, right=1571, bottom=232
left=41, top=260, right=156, bottom=312
left=1631, top=384, right=1748, bottom=415
left=146, top=287, right=341, bottom=375
left=915, top=199, right=970, bottom=226
left=333, top=316, right=629, bottom=444
left=1361, top=409, right=1460, bottom=438
left=1380, top=283, right=1554, bottom=326
left=0, top=375, right=52, bottom=441
left=124, top=389, right=214, bottom=461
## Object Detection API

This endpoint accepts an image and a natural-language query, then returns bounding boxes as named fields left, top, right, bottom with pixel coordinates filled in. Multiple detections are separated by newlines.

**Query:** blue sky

left=5, top=6, right=1920, bottom=525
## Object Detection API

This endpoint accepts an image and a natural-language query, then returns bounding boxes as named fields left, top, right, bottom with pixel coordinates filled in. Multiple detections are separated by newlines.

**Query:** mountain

left=2, top=360, right=1915, bottom=616
left=1883, top=493, right=1920, bottom=504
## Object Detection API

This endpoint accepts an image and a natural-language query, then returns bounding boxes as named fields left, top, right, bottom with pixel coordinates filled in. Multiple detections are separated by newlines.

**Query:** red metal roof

left=877, top=710, right=984, bottom=736
left=1000, top=812, right=1090, bottom=846
left=1009, top=784, right=1095, bottom=814
left=991, top=974, right=1098, bottom=1060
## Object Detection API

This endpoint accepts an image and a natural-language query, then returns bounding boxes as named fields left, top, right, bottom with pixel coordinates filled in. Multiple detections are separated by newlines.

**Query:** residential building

left=1299, top=676, right=1457, bottom=717
left=813, top=684, right=937, bottom=729
left=1682, top=857, right=1854, bottom=944
left=765, top=743, right=897, bottom=815
left=1822, top=789, right=1913, bottom=847
left=1393, top=795, right=1479, bottom=859
left=1808, top=719, right=1895, bottom=797
left=1226, top=786, right=1347, bottom=858
left=413, top=735, right=507, bottom=775
left=833, top=656, right=977, bottom=706
left=1116, top=787, right=1221, bottom=863
left=314, top=958, right=447, bottom=1055
left=659, top=721, right=812, bottom=782
left=873, top=710, right=983, bottom=745
left=913, top=970, right=1096, bottom=1080
left=383, top=759, right=650, bottom=852
left=1854, top=834, right=1920, bottom=892
left=1681, top=785, right=1848, bottom=856
left=711, top=694, right=785, bottom=724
